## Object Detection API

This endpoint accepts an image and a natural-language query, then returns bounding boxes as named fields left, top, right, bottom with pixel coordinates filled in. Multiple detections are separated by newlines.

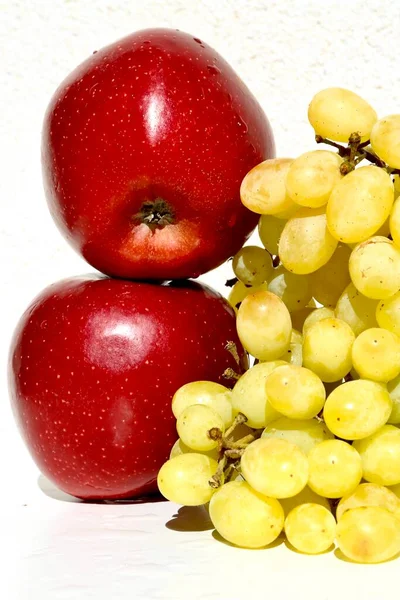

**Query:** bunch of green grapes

left=157, top=87, right=400, bottom=565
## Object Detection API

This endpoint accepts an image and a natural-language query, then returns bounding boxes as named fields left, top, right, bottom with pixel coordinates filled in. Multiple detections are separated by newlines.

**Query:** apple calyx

left=134, top=198, right=175, bottom=230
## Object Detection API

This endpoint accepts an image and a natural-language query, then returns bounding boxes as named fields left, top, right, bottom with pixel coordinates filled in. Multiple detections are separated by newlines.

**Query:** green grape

left=279, top=486, right=330, bottom=516
left=227, top=280, right=268, bottom=313
left=237, top=290, right=292, bottom=360
left=157, top=453, right=218, bottom=506
left=241, top=438, right=308, bottom=499
left=327, top=167, right=394, bottom=244
left=240, top=158, right=297, bottom=215
left=308, top=87, right=377, bottom=143
left=176, top=404, right=224, bottom=452
left=302, top=317, right=355, bottom=382
left=285, top=150, right=343, bottom=208
left=258, top=215, right=286, bottom=255
left=267, top=265, right=312, bottom=312
left=172, top=381, right=233, bottom=427
left=278, top=328, right=303, bottom=366
left=349, top=236, right=400, bottom=299
left=370, top=114, right=400, bottom=168
left=376, top=291, right=400, bottom=337
left=285, top=503, right=336, bottom=554
left=324, top=380, right=392, bottom=440
left=209, top=481, right=284, bottom=548
left=310, top=244, right=351, bottom=307
left=353, top=425, right=400, bottom=486
left=169, top=438, right=219, bottom=461
left=302, top=307, right=335, bottom=335
left=390, top=483, right=400, bottom=499
left=279, top=207, right=338, bottom=274
left=395, top=176, right=400, bottom=194
left=335, top=282, right=378, bottom=336
left=261, top=417, right=333, bottom=455
left=337, top=483, right=400, bottom=521
left=290, top=307, right=316, bottom=332
left=388, top=374, right=400, bottom=424
left=351, top=328, right=400, bottom=382
left=308, top=439, right=362, bottom=498
left=390, top=196, right=400, bottom=247
left=265, top=365, right=326, bottom=419
left=231, top=361, right=285, bottom=428
left=337, top=506, right=400, bottom=563
left=232, top=245, right=273, bottom=287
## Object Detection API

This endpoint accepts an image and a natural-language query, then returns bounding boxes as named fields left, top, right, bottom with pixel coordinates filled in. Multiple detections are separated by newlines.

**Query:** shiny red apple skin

left=9, top=276, right=246, bottom=500
left=42, top=28, right=275, bottom=280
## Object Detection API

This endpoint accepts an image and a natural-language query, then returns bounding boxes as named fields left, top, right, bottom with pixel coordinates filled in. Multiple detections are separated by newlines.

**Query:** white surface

left=1, top=1, right=400, bottom=598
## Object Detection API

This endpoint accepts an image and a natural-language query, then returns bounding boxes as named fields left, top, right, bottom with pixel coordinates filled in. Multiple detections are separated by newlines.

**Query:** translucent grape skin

left=302, top=317, right=355, bottom=382
left=290, top=307, right=315, bottom=332
left=278, top=328, right=303, bottom=366
left=236, top=290, right=292, bottom=361
left=232, top=245, right=273, bottom=287
left=323, top=380, right=392, bottom=440
left=176, top=404, right=225, bottom=452
left=240, top=158, right=297, bottom=216
left=241, top=438, right=308, bottom=499
left=285, top=503, right=336, bottom=554
left=310, top=244, right=351, bottom=307
left=327, top=167, right=394, bottom=244
left=308, top=87, right=377, bottom=143
left=302, top=307, right=335, bottom=335
left=157, top=453, right=218, bottom=506
left=209, top=481, right=284, bottom=549
left=387, top=374, right=400, bottom=424
left=258, top=215, right=286, bottom=255
left=231, top=361, right=286, bottom=428
left=353, top=425, right=400, bottom=486
left=227, top=280, right=268, bottom=313
left=285, top=150, right=342, bottom=208
left=172, top=381, right=233, bottom=427
left=261, top=417, right=334, bottom=455
left=336, top=483, right=400, bottom=522
left=370, top=114, right=400, bottom=169
left=390, top=196, right=400, bottom=249
left=279, top=485, right=330, bottom=516
left=169, top=438, right=219, bottom=461
left=265, top=365, right=326, bottom=420
left=335, top=282, right=378, bottom=336
left=279, top=207, right=338, bottom=275
left=349, top=236, right=400, bottom=300
left=308, top=439, right=362, bottom=499
left=267, top=265, right=312, bottom=312
left=376, top=290, right=400, bottom=337
left=337, top=506, right=400, bottom=564
left=351, top=328, right=400, bottom=383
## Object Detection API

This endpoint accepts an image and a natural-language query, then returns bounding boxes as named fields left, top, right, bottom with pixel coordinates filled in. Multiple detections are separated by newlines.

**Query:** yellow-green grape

left=240, top=158, right=297, bottom=215
left=302, top=307, right=335, bottom=335
left=241, top=438, right=308, bottom=499
left=176, top=404, right=224, bottom=452
left=354, top=425, right=400, bottom=486
left=262, top=417, right=333, bottom=455
left=285, top=150, right=343, bottom=208
left=390, top=196, right=400, bottom=247
left=308, top=87, right=377, bottom=143
left=172, top=381, right=233, bottom=427
left=279, top=207, right=338, bottom=274
left=237, top=291, right=292, bottom=360
left=336, top=483, right=400, bottom=521
left=267, top=265, right=312, bottom=312
left=323, top=380, right=392, bottom=440
left=327, top=167, right=394, bottom=244
left=335, top=282, right=378, bottom=336
left=231, top=361, right=285, bottom=428
left=337, top=506, right=400, bottom=563
left=395, top=176, right=400, bottom=194
left=370, top=114, right=400, bottom=169
left=258, top=215, right=286, bottom=255
left=310, top=244, right=351, bottom=307
left=209, top=481, right=284, bottom=549
left=352, top=328, right=400, bottom=382
left=227, top=281, right=268, bottom=313
left=169, top=438, right=219, bottom=461
left=157, top=454, right=218, bottom=506
left=285, top=503, right=336, bottom=554
left=302, top=317, right=355, bottom=382
left=290, top=307, right=315, bottom=332
left=391, top=483, right=400, bottom=499
left=278, top=328, right=303, bottom=366
left=349, top=236, right=400, bottom=300
left=232, top=245, right=273, bottom=287
left=279, top=486, right=330, bottom=516
left=376, top=291, right=400, bottom=339
left=308, top=439, right=362, bottom=498
left=265, top=365, right=326, bottom=419
left=388, top=374, right=400, bottom=424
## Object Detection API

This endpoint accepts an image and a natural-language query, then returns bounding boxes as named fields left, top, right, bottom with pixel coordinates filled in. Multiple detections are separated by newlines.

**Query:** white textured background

left=1, top=1, right=400, bottom=598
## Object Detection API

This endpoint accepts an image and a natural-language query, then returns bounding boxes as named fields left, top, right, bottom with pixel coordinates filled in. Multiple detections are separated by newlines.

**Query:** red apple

left=42, top=28, right=274, bottom=280
left=9, top=276, right=246, bottom=500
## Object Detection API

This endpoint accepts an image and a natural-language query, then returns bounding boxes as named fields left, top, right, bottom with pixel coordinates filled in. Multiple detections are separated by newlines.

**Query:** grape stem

left=223, top=367, right=241, bottom=381
left=225, top=341, right=241, bottom=366
left=225, top=277, right=238, bottom=288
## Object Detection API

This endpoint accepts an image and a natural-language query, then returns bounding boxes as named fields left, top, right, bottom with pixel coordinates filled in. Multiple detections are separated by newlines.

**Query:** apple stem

left=134, top=198, right=175, bottom=230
